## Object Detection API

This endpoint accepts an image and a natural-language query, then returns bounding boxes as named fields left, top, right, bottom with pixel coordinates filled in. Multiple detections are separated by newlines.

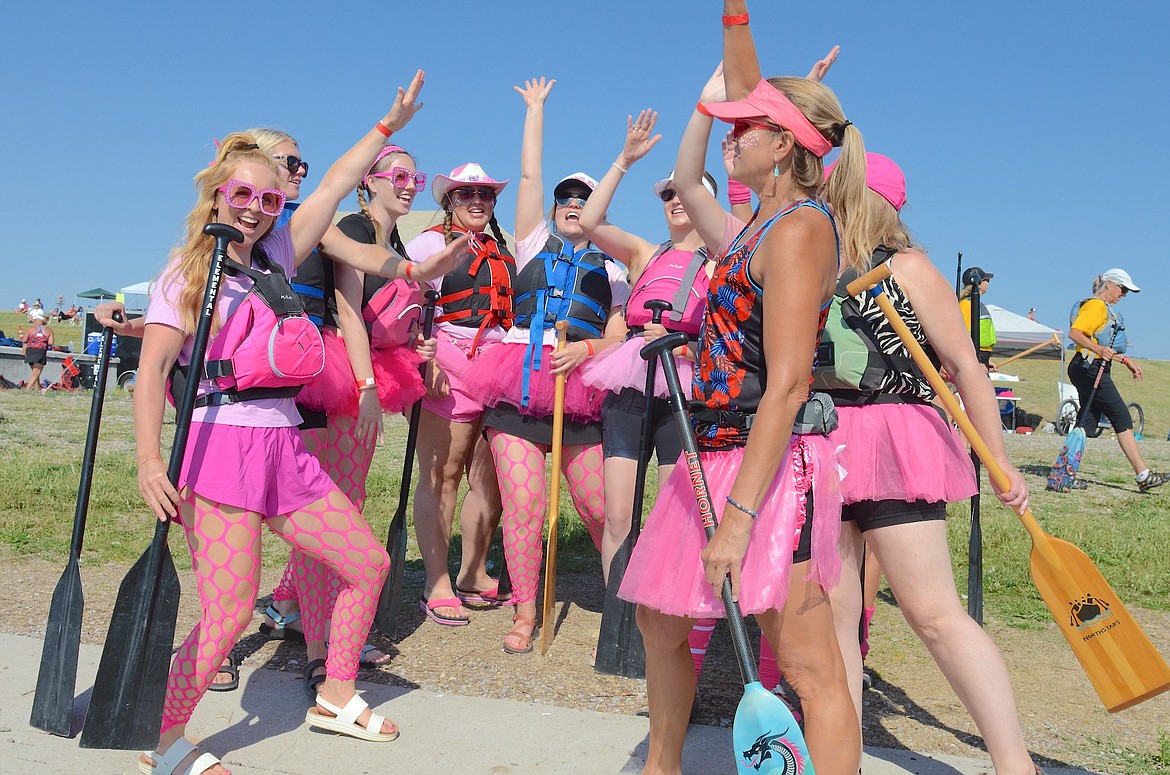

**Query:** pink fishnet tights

left=271, top=417, right=376, bottom=638
left=488, top=430, right=604, bottom=606
left=160, top=488, right=388, bottom=733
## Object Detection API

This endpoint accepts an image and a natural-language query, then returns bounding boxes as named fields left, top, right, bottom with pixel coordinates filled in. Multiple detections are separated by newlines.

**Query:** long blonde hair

left=847, top=188, right=918, bottom=273
left=163, top=133, right=280, bottom=334
left=356, top=149, right=415, bottom=253
left=765, top=77, right=869, bottom=271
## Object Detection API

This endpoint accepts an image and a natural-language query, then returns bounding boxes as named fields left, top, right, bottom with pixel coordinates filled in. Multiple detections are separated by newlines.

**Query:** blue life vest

left=1069, top=298, right=1127, bottom=354
left=512, top=233, right=613, bottom=407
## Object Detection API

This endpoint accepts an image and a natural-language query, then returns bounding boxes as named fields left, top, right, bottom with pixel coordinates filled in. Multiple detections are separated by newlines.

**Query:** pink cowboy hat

left=431, top=162, right=509, bottom=206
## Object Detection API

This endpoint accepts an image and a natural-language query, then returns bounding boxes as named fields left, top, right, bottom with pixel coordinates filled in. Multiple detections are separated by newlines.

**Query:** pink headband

left=700, top=79, right=832, bottom=158
left=363, top=145, right=408, bottom=189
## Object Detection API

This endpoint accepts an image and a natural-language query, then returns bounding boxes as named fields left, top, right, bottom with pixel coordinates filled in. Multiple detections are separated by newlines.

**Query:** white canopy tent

left=987, top=304, right=1063, bottom=359
left=120, top=281, right=152, bottom=311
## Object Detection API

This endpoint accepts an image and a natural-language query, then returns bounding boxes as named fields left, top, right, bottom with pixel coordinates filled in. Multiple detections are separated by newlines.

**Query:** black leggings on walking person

left=1068, top=354, right=1132, bottom=433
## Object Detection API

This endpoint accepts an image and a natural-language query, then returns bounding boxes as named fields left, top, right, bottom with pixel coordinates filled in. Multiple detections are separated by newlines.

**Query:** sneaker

left=1138, top=471, right=1169, bottom=493
left=1071, top=478, right=1088, bottom=490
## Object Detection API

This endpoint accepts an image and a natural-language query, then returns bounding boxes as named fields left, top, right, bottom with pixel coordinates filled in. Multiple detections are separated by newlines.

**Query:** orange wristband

left=375, top=122, right=393, bottom=138
left=404, top=262, right=414, bottom=281
left=584, top=339, right=595, bottom=357
left=722, top=12, right=749, bottom=25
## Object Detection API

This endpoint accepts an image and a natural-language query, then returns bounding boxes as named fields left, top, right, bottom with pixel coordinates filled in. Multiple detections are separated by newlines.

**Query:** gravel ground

left=5, top=546, right=1168, bottom=774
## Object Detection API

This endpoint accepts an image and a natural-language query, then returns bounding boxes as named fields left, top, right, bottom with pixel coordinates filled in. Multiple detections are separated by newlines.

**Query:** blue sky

left=3, top=1, right=1168, bottom=356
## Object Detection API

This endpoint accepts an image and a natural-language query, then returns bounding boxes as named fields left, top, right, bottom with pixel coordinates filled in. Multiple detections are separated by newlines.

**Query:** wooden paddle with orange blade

left=848, top=262, right=1170, bottom=712
left=541, top=321, right=569, bottom=655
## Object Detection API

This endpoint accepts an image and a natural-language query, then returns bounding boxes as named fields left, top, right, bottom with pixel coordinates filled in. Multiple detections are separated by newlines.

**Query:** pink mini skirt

left=577, top=336, right=693, bottom=399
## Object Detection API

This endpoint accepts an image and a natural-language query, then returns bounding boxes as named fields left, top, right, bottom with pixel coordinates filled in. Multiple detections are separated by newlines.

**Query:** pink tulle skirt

left=618, top=436, right=843, bottom=619
left=829, top=403, right=977, bottom=504
left=577, top=336, right=693, bottom=399
left=466, top=341, right=605, bottom=423
left=296, top=328, right=425, bottom=417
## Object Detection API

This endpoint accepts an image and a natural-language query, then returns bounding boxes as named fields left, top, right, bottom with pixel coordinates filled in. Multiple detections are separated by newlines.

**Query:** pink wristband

left=727, top=179, right=752, bottom=205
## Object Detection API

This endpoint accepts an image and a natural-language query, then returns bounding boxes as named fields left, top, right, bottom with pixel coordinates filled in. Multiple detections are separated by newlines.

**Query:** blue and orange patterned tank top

left=693, top=199, right=836, bottom=449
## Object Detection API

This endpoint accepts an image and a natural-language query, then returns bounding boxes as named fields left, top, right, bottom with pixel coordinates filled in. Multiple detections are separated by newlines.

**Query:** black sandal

left=258, top=604, right=304, bottom=641
left=302, top=658, right=327, bottom=702
left=207, top=653, right=239, bottom=692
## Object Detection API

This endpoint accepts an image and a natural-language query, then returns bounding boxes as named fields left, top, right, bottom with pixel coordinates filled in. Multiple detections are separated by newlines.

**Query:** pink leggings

left=271, top=416, right=377, bottom=640
left=487, top=429, right=605, bottom=606
left=161, top=487, right=389, bottom=734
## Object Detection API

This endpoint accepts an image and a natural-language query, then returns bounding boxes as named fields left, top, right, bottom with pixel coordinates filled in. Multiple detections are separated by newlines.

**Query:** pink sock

left=688, top=618, right=717, bottom=676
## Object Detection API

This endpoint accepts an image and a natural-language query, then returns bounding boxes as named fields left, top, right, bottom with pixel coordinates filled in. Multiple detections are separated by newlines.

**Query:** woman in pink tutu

left=575, top=110, right=721, bottom=585
left=403, top=162, right=516, bottom=627
left=477, top=76, right=628, bottom=654
left=821, top=153, right=1040, bottom=775
left=618, top=4, right=863, bottom=771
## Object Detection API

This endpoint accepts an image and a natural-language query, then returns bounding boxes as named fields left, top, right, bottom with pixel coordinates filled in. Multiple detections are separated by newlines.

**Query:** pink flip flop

left=455, top=580, right=511, bottom=607
left=419, top=595, right=470, bottom=626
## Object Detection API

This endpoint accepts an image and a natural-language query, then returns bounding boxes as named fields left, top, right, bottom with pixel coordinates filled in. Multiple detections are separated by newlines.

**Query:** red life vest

left=429, top=225, right=515, bottom=355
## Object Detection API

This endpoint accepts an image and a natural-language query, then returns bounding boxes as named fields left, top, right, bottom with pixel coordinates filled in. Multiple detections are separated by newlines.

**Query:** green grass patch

left=0, top=309, right=85, bottom=352
left=3, top=378, right=1168, bottom=630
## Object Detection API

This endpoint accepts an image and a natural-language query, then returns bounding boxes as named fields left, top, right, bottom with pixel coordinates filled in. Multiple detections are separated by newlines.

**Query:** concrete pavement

left=2, top=633, right=1094, bottom=774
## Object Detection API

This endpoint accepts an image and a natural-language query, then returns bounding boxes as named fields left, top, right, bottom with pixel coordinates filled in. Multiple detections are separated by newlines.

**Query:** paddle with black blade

left=964, top=266, right=985, bottom=626
left=376, top=288, right=440, bottom=637
left=1046, top=326, right=1118, bottom=493
left=644, top=331, right=815, bottom=774
left=30, top=311, right=123, bottom=736
left=848, top=262, right=1170, bottom=712
left=80, top=223, right=243, bottom=749
left=594, top=298, right=673, bottom=678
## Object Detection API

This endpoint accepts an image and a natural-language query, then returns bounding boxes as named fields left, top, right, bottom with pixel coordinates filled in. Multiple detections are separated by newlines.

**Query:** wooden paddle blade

left=1030, top=535, right=1170, bottom=712
left=733, top=682, right=813, bottom=774
left=594, top=538, right=646, bottom=678
left=30, top=559, right=84, bottom=735
left=541, top=527, right=559, bottom=656
left=1046, top=428, right=1085, bottom=492
left=80, top=540, right=181, bottom=749
left=374, top=506, right=409, bottom=637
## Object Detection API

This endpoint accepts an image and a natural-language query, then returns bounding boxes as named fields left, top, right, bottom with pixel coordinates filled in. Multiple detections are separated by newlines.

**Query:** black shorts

left=24, top=348, right=48, bottom=366
left=792, top=489, right=814, bottom=564
left=482, top=402, right=602, bottom=447
left=841, top=498, right=947, bottom=532
left=297, top=405, right=327, bottom=431
left=1068, top=354, right=1132, bottom=433
left=601, top=388, right=683, bottom=464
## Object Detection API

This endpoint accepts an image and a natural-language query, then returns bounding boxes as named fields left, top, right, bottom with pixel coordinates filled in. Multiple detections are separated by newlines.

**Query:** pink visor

left=700, top=79, right=832, bottom=158
left=825, top=152, right=906, bottom=211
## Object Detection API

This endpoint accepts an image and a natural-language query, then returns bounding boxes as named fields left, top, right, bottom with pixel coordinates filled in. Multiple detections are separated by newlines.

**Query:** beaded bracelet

left=725, top=495, right=759, bottom=520
left=375, top=122, right=393, bottom=138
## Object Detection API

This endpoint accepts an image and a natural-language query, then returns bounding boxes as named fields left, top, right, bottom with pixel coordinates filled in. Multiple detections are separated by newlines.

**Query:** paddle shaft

left=30, top=318, right=119, bottom=735
left=645, top=331, right=759, bottom=684
left=628, top=302, right=673, bottom=550
left=1071, top=327, right=1118, bottom=431
left=376, top=289, right=439, bottom=635
left=541, top=321, right=569, bottom=655
left=993, top=334, right=1061, bottom=369
left=967, top=277, right=984, bottom=626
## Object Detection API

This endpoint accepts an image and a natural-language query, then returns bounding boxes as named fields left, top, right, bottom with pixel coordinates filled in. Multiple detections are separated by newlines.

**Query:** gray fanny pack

left=791, top=392, right=839, bottom=436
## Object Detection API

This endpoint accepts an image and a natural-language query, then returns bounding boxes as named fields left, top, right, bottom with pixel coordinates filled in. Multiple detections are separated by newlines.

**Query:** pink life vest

left=624, top=244, right=709, bottom=336
left=363, top=278, right=423, bottom=350
left=194, top=253, right=325, bottom=406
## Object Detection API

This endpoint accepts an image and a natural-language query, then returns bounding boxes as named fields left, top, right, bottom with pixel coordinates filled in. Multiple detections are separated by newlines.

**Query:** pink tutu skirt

left=618, top=436, right=843, bottom=619
left=296, top=328, right=426, bottom=416
left=577, top=336, right=693, bottom=399
left=179, top=421, right=338, bottom=519
left=421, top=332, right=503, bottom=423
left=466, top=341, right=605, bottom=423
left=829, top=403, right=976, bottom=504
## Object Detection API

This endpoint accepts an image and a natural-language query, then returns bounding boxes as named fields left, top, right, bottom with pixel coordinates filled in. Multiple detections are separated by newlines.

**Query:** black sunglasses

left=273, top=154, right=309, bottom=178
left=658, top=188, right=679, bottom=203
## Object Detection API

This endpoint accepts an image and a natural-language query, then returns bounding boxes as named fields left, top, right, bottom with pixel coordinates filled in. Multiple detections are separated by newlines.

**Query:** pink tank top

left=625, top=246, right=708, bottom=335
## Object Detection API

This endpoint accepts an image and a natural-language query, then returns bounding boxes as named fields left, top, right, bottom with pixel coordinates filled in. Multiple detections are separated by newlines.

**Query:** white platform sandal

left=139, top=738, right=222, bottom=775
left=306, top=693, right=399, bottom=742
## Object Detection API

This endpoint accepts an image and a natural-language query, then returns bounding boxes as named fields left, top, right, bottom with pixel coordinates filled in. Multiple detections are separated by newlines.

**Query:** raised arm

left=290, top=70, right=425, bottom=262
left=514, top=77, right=555, bottom=240
left=578, top=110, right=661, bottom=274
left=722, top=0, right=761, bottom=100
left=676, top=65, right=733, bottom=252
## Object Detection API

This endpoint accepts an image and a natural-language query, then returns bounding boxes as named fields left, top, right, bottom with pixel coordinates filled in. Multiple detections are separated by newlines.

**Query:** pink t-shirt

left=147, top=225, right=302, bottom=427
left=501, top=221, right=630, bottom=347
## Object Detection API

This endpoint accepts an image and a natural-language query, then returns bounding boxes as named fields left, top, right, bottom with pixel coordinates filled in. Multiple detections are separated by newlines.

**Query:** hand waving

left=618, top=110, right=662, bottom=168
left=805, top=46, right=840, bottom=82
left=699, top=62, right=726, bottom=104
left=513, top=77, right=556, bottom=108
left=381, top=70, right=425, bottom=133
